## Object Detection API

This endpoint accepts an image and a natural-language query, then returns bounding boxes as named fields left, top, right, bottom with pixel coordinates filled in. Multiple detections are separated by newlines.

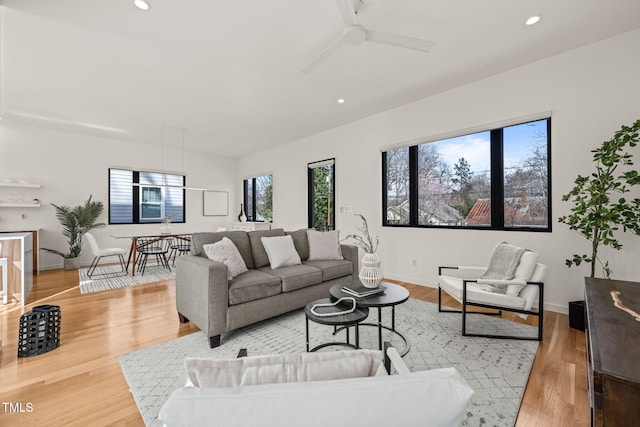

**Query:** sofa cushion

left=157, top=367, right=474, bottom=427
left=202, top=237, right=248, bottom=280
left=184, top=349, right=384, bottom=388
left=191, top=231, right=255, bottom=269
left=228, top=270, right=281, bottom=305
left=303, top=259, right=353, bottom=281
left=248, top=229, right=286, bottom=268
left=285, top=229, right=310, bottom=261
left=261, top=235, right=302, bottom=269
left=259, top=264, right=322, bottom=292
left=307, top=229, right=343, bottom=260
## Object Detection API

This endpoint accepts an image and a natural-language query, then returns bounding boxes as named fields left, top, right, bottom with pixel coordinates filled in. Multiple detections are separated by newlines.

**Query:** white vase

left=160, top=222, right=172, bottom=234
left=359, top=252, right=383, bottom=288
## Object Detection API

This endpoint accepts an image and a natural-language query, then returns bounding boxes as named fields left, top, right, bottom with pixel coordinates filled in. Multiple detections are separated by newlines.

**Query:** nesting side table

left=304, top=298, right=369, bottom=352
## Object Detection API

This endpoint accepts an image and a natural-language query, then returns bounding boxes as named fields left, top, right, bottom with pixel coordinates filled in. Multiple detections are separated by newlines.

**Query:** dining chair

left=84, top=232, right=128, bottom=278
left=169, top=234, right=191, bottom=266
left=136, top=237, right=172, bottom=275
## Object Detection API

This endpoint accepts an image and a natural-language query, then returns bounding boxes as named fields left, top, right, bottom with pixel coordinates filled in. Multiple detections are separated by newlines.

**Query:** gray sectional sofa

left=175, top=228, right=359, bottom=348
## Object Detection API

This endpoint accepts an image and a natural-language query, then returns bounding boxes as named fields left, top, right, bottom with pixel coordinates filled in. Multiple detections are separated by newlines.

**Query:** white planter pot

left=64, top=257, right=81, bottom=271
left=359, top=252, right=383, bottom=288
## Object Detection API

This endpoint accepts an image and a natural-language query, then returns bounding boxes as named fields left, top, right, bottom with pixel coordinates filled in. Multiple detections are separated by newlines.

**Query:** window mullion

left=252, top=178, right=258, bottom=221
left=133, top=171, right=140, bottom=223
left=381, top=152, right=389, bottom=226
left=490, top=129, right=504, bottom=228
left=409, top=145, right=419, bottom=225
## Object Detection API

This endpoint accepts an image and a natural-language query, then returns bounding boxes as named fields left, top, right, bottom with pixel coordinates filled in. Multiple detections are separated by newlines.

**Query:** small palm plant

left=42, top=195, right=106, bottom=260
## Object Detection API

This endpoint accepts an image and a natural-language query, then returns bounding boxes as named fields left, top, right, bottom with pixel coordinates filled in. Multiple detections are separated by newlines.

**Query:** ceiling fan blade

left=366, top=30, right=435, bottom=53
left=336, top=0, right=358, bottom=26
left=301, top=37, right=346, bottom=74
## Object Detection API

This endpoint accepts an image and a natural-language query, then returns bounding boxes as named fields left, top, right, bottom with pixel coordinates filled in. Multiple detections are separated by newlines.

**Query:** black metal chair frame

left=169, top=235, right=191, bottom=266
left=437, top=266, right=544, bottom=341
left=87, top=253, right=128, bottom=279
left=136, top=238, right=172, bottom=275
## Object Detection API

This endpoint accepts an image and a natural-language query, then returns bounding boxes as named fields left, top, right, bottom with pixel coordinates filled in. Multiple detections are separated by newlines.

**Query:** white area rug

left=78, top=264, right=175, bottom=294
left=119, top=298, right=539, bottom=426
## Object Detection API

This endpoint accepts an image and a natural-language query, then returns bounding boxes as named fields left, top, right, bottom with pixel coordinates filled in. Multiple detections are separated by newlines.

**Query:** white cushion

left=184, top=350, right=383, bottom=388
left=260, top=235, right=301, bottom=269
left=157, top=367, right=474, bottom=427
left=306, top=229, right=343, bottom=261
left=507, top=251, right=539, bottom=296
left=438, top=275, right=528, bottom=310
left=202, top=237, right=248, bottom=280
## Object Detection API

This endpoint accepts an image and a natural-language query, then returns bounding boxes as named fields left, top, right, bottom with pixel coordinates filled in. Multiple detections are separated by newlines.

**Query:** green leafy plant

left=42, top=195, right=106, bottom=259
left=558, top=119, right=640, bottom=278
left=342, top=214, right=379, bottom=253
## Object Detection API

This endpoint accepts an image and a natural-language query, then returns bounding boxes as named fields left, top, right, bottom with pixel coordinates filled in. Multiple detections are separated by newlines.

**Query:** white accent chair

left=437, top=244, right=547, bottom=341
left=84, top=232, right=128, bottom=278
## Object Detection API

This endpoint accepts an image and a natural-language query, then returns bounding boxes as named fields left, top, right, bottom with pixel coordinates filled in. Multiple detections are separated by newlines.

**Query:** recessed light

left=337, top=98, right=346, bottom=104
left=526, top=16, right=541, bottom=26
left=134, top=0, right=150, bottom=11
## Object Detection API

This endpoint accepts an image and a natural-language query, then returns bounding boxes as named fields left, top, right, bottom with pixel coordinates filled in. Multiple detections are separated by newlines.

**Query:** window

left=243, top=174, right=273, bottom=222
left=382, top=118, right=551, bottom=231
left=109, top=168, right=186, bottom=224
left=308, top=159, right=335, bottom=231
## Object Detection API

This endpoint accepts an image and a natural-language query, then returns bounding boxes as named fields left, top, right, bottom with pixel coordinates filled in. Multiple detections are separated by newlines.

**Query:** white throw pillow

left=184, top=350, right=383, bottom=388
left=307, top=229, right=343, bottom=261
left=202, top=237, right=248, bottom=280
left=260, top=235, right=301, bottom=269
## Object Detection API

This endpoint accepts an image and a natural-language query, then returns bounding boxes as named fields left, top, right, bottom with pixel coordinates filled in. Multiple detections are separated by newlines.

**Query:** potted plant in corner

left=42, top=195, right=106, bottom=270
left=558, top=119, right=640, bottom=328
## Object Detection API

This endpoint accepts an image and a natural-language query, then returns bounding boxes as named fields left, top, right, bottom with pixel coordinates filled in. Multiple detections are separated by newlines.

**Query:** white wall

left=0, top=123, right=239, bottom=270
left=239, top=29, right=640, bottom=314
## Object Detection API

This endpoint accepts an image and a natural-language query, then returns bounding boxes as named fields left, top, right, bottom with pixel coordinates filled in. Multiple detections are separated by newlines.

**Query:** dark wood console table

left=585, top=277, right=640, bottom=426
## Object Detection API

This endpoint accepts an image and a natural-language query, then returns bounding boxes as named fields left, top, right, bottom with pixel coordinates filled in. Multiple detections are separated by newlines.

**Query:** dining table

left=110, top=232, right=193, bottom=276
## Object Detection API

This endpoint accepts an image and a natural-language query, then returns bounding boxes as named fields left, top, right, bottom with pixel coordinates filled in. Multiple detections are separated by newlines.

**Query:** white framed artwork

left=203, top=191, right=228, bottom=216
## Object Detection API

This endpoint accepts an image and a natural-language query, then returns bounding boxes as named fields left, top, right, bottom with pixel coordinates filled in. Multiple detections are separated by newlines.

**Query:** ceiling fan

left=301, top=0, right=436, bottom=74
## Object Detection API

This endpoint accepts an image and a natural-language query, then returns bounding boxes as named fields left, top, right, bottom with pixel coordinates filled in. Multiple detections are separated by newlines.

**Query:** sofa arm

left=175, top=255, right=229, bottom=339
left=340, top=244, right=359, bottom=281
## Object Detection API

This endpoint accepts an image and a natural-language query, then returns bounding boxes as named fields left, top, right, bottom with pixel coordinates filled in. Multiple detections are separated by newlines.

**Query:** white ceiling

left=2, top=0, right=640, bottom=157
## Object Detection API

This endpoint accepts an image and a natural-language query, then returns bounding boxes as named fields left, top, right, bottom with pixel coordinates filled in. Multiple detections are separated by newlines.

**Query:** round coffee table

left=304, top=297, right=369, bottom=352
left=330, top=282, right=411, bottom=356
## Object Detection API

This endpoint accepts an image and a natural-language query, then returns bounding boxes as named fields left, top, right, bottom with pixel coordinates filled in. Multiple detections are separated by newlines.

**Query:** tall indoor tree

left=558, top=119, right=640, bottom=278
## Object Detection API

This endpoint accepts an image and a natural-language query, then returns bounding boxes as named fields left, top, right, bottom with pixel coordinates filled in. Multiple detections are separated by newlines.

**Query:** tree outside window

left=308, top=159, right=335, bottom=231
left=383, top=118, right=550, bottom=230
left=243, top=174, right=273, bottom=222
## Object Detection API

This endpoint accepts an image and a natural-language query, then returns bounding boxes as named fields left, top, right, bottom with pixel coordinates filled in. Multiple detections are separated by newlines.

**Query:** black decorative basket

left=18, top=305, right=61, bottom=357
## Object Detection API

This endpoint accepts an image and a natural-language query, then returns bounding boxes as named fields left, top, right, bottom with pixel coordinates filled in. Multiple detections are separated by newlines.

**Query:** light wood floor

left=0, top=270, right=589, bottom=426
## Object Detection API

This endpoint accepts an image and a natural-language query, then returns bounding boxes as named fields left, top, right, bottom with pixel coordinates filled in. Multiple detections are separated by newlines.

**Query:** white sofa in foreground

left=154, top=346, right=474, bottom=427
